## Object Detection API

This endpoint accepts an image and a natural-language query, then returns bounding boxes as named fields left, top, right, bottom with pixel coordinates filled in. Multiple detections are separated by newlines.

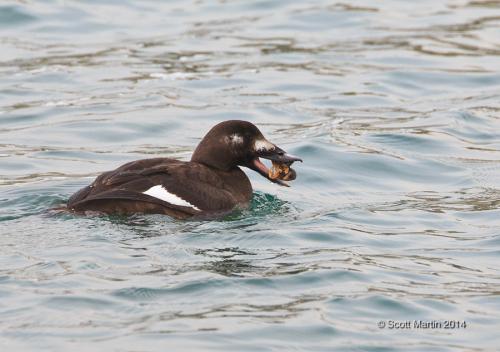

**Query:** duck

left=67, top=120, right=302, bottom=219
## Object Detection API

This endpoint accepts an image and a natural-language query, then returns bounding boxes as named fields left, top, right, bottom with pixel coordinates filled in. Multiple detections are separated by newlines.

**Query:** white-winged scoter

left=67, top=120, right=302, bottom=219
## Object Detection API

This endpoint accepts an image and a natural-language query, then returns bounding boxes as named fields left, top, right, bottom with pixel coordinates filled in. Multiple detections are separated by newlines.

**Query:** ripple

left=2, top=0, right=500, bottom=351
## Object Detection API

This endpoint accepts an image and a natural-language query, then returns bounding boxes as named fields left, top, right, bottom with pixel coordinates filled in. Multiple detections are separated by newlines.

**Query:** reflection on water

left=1, top=0, right=500, bottom=351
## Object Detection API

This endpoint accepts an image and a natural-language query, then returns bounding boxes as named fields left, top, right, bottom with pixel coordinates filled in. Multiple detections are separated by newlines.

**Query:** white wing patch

left=254, top=139, right=275, bottom=151
left=143, top=185, right=200, bottom=211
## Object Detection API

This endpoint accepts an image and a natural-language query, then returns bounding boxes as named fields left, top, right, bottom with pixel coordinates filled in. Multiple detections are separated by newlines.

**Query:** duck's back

left=68, top=158, right=253, bottom=219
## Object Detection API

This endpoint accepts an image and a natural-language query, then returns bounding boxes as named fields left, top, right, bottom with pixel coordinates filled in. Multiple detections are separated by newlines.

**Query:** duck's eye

left=227, top=134, right=244, bottom=144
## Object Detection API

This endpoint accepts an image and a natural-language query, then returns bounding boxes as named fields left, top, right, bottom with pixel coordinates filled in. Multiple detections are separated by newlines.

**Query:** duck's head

left=191, top=120, right=302, bottom=186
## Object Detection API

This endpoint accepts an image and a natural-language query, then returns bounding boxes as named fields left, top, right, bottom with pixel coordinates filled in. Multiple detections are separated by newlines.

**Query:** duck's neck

left=218, top=167, right=253, bottom=204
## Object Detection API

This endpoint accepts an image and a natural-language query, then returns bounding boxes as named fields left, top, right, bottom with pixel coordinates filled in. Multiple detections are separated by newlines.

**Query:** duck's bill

left=257, top=146, right=303, bottom=164
left=250, top=146, right=302, bottom=187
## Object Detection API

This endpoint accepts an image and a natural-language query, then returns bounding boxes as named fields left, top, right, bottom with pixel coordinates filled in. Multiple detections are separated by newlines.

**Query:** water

left=1, top=0, right=500, bottom=350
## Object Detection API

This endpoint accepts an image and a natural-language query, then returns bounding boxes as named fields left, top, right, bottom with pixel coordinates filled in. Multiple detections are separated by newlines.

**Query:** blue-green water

left=1, top=0, right=500, bottom=350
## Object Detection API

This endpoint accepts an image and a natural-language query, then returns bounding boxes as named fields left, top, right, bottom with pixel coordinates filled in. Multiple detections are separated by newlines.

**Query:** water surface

left=1, top=1, right=500, bottom=351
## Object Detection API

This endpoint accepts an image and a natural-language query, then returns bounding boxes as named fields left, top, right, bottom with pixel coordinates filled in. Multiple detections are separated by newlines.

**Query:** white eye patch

left=226, top=134, right=244, bottom=144
left=143, top=185, right=200, bottom=211
left=254, top=139, right=275, bottom=152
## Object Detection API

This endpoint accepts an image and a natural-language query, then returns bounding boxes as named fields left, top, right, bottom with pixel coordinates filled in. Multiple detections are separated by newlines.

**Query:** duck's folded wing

left=71, top=188, right=202, bottom=216
left=68, top=161, right=237, bottom=215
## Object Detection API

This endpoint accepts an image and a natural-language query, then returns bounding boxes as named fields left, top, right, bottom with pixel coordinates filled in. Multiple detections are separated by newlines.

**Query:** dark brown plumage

left=67, top=120, right=301, bottom=219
